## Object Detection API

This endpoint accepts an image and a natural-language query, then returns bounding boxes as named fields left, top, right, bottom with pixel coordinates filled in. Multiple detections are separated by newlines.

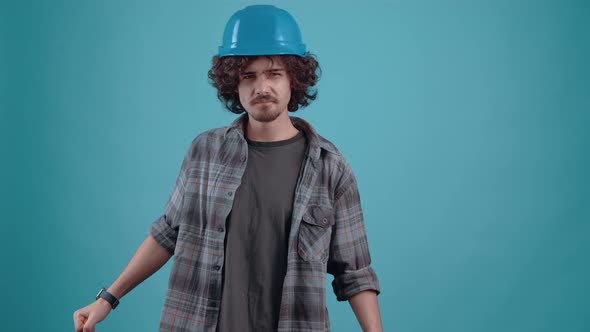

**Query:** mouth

left=252, top=96, right=278, bottom=105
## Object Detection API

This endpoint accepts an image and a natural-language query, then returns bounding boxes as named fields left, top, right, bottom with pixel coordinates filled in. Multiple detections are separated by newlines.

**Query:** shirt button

left=227, top=191, right=233, bottom=197
left=240, top=155, right=246, bottom=162
left=213, top=265, right=221, bottom=271
left=322, top=218, right=328, bottom=224
left=218, top=227, right=224, bottom=233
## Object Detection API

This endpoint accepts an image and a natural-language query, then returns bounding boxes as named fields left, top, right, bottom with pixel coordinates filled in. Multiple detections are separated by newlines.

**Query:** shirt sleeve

left=327, top=167, right=381, bottom=301
left=148, top=152, right=188, bottom=255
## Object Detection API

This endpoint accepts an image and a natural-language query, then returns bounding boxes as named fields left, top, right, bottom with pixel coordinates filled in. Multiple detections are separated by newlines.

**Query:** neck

left=245, top=111, right=299, bottom=142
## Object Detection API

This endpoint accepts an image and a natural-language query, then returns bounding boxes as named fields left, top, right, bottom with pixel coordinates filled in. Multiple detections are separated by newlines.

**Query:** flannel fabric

left=150, top=114, right=380, bottom=331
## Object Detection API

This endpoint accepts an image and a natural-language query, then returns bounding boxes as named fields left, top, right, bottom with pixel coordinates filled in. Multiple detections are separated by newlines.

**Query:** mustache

left=251, top=94, right=278, bottom=104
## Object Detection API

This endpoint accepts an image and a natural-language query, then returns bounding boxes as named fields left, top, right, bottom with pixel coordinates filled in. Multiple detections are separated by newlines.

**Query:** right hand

left=73, top=299, right=112, bottom=332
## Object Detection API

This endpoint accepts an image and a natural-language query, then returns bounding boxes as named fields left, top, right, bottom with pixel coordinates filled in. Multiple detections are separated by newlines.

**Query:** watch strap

left=96, top=287, right=119, bottom=309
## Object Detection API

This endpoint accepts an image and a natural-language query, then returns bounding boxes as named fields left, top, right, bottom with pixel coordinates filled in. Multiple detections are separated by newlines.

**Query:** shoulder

left=294, top=116, right=351, bottom=175
left=315, top=133, right=353, bottom=175
left=184, top=125, right=233, bottom=160
left=191, top=126, right=228, bottom=145
left=312, top=133, right=359, bottom=201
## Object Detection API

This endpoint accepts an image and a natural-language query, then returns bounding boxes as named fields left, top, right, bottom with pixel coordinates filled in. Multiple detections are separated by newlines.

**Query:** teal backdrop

left=1, top=0, right=589, bottom=331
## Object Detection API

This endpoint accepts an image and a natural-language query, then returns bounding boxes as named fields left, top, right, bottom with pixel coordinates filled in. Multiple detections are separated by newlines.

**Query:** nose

left=254, top=75, right=271, bottom=95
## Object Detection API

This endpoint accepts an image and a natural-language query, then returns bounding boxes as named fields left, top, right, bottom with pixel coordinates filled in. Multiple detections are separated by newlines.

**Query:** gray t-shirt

left=217, top=131, right=308, bottom=332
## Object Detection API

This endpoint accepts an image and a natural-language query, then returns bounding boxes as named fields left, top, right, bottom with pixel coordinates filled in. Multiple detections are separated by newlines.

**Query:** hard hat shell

left=218, top=5, right=307, bottom=57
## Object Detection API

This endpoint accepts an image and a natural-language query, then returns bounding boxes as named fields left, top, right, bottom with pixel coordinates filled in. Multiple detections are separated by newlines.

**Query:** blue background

left=1, top=0, right=589, bottom=331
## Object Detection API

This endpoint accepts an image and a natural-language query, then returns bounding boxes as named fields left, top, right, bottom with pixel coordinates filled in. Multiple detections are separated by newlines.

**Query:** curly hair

left=208, top=54, right=321, bottom=114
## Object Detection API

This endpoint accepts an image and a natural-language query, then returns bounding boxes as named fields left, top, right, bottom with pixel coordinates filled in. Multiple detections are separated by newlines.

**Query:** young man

left=73, top=5, right=381, bottom=332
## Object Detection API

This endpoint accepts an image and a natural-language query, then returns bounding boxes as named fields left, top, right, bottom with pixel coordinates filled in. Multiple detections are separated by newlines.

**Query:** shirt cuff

left=149, top=214, right=178, bottom=255
left=331, top=265, right=381, bottom=302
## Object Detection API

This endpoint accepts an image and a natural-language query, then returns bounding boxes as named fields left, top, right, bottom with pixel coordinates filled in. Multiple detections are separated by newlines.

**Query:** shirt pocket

left=297, top=206, right=335, bottom=262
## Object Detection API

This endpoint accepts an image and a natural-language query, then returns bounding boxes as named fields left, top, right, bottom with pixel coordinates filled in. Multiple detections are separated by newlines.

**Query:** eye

left=241, top=74, right=254, bottom=80
left=271, top=72, right=282, bottom=77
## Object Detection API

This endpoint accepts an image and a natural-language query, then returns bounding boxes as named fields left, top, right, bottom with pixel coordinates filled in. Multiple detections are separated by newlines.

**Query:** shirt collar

left=224, top=113, right=337, bottom=161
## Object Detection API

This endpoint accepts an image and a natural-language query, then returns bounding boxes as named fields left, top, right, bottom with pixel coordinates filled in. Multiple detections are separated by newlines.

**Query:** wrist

left=96, top=297, right=113, bottom=309
left=106, top=287, right=123, bottom=299
left=96, top=287, right=120, bottom=309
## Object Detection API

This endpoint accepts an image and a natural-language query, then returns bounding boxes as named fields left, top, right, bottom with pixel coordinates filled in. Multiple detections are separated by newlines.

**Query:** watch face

left=96, top=288, right=104, bottom=299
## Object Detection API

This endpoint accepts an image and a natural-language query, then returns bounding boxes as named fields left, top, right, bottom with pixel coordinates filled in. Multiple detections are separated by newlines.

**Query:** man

left=73, top=5, right=382, bottom=332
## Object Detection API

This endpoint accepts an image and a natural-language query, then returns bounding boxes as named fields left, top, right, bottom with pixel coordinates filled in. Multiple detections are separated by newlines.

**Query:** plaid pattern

left=150, top=115, right=380, bottom=331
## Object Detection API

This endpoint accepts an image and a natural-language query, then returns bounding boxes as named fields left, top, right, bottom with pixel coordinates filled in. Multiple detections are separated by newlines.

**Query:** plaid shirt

left=150, top=115, right=380, bottom=331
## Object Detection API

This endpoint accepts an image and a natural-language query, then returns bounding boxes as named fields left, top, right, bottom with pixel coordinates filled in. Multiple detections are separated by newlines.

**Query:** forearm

left=348, top=290, right=383, bottom=332
left=106, top=235, right=172, bottom=299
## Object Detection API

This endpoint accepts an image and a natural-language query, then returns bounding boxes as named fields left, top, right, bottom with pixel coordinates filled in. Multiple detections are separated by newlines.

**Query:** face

left=238, top=56, right=291, bottom=123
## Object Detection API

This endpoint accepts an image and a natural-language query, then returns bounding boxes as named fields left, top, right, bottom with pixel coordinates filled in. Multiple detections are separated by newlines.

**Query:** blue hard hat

left=218, top=5, right=307, bottom=57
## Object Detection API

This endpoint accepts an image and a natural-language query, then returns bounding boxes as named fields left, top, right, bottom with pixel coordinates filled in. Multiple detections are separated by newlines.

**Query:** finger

left=82, top=315, right=97, bottom=332
left=82, top=325, right=95, bottom=332
left=73, top=311, right=87, bottom=332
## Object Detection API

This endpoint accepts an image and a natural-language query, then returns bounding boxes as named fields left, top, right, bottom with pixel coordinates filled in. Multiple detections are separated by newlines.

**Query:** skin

left=237, top=59, right=382, bottom=329
left=238, top=56, right=300, bottom=142
left=73, top=235, right=172, bottom=332
left=349, top=290, right=383, bottom=331
left=73, top=55, right=383, bottom=332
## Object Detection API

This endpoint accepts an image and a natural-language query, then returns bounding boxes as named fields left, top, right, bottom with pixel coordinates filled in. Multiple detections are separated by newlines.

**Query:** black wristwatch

left=96, top=288, right=119, bottom=309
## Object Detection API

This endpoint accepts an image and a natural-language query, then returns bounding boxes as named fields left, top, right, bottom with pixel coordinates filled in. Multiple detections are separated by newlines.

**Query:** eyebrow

left=241, top=68, right=286, bottom=75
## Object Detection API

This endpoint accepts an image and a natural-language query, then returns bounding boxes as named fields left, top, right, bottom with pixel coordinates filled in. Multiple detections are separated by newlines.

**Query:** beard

left=247, top=103, right=283, bottom=123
